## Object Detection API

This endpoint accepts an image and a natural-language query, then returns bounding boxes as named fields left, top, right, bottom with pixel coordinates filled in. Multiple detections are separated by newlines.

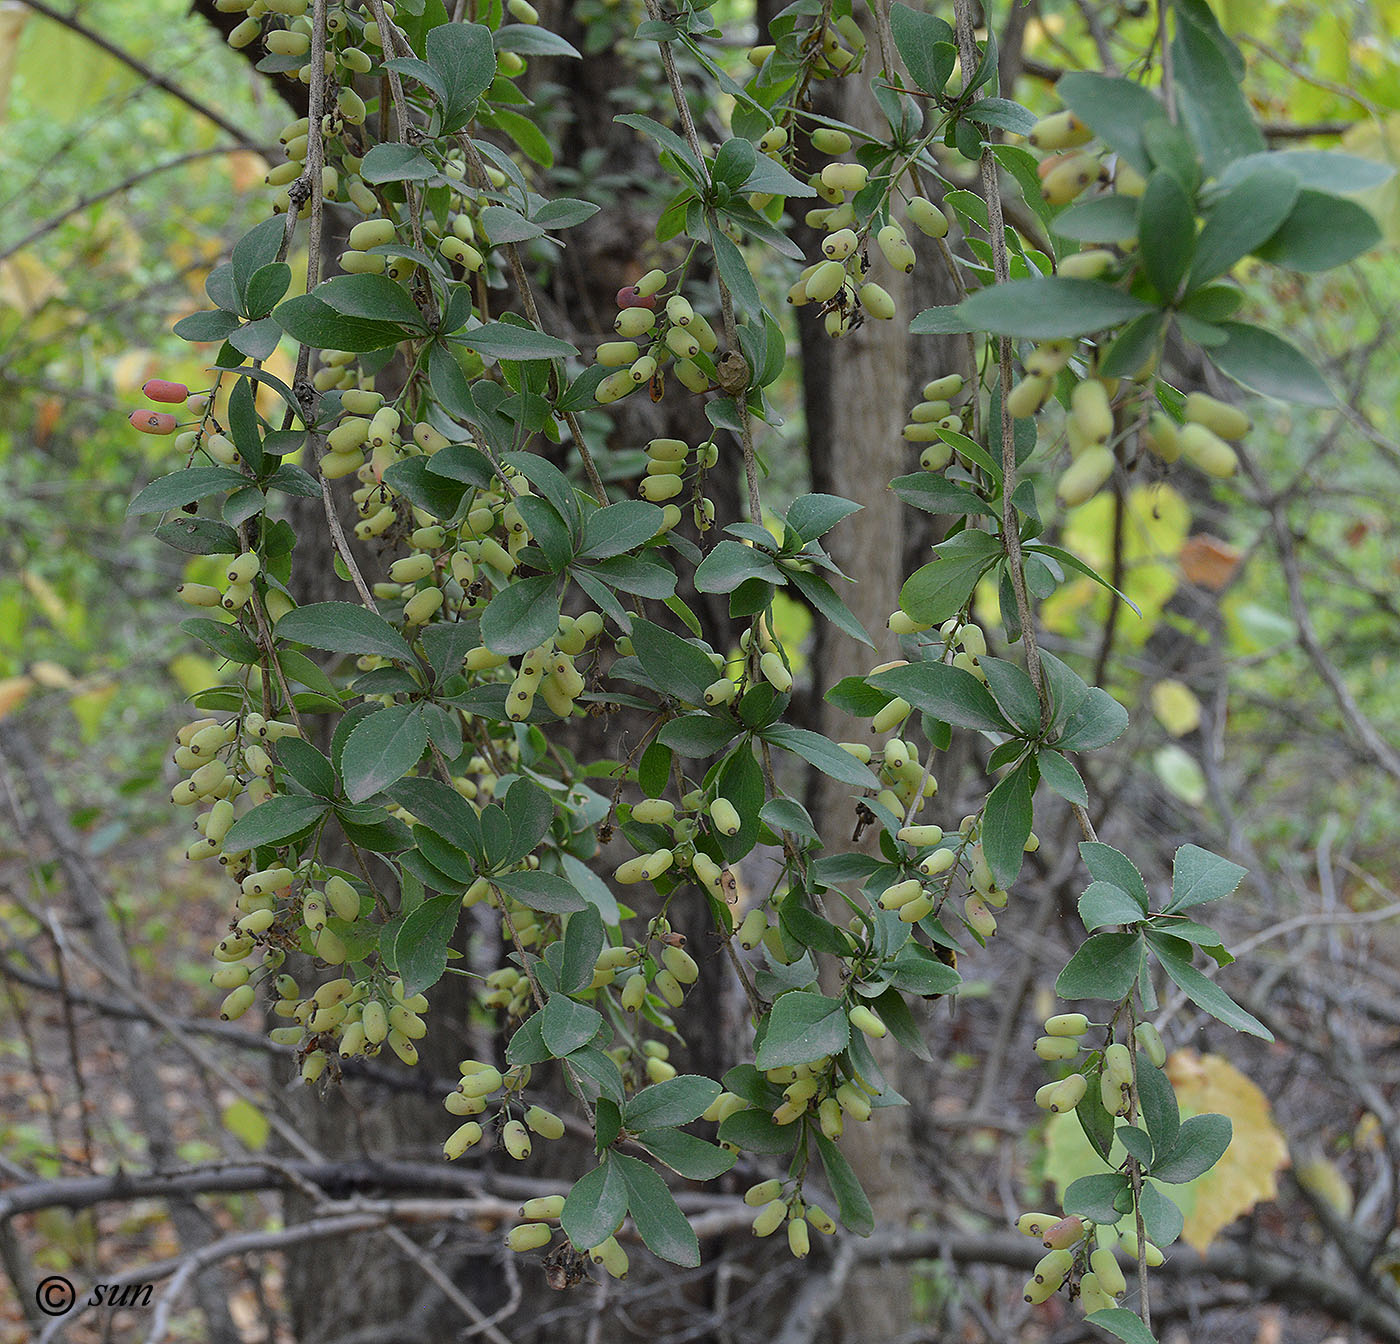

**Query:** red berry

left=129, top=409, right=178, bottom=435
left=616, top=286, right=655, bottom=310
left=142, top=378, right=189, bottom=404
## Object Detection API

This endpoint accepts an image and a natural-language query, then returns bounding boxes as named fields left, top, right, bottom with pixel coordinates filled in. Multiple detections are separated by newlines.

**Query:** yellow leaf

left=221, top=1099, right=270, bottom=1151
left=29, top=660, right=74, bottom=689
left=1154, top=743, right=1207, bottom=806
left=1150, top=679, right=1201, bottom=737
left=169, top=652, right=219, bottom=697
left=1166, top=1049, right=1289, bottom=1251
left=1295, top=1156, right=1353, bottom=1220
left=0, top=676, right=34, bottom=720
left=69, top=683, right=116, bottom=742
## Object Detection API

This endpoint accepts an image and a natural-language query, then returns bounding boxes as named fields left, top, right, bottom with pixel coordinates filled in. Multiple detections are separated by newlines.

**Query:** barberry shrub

left=130, top=0, right=1384, bottom=1331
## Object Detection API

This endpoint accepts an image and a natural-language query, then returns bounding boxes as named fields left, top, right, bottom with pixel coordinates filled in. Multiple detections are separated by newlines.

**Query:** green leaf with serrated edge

left=1117, top=1124, right=1154, bottom=1168
left=129, top=466, right=251, bottom=516
left=899, top=529, right=1003, bottom=624
left=275, top=601, right=415, bottom=662
left=1166, top=843, right=1246, bottom=913
left=425, top=20, right=497, bottom=131
left=457, top=320, right=577, bottom=360
left=1086, top=1307, right=1160, bottom=1344
left=532, top=197, right=600, bottom=230
left=1038, top=749, right=1088, bottom=807
left=1146, top=932, right=1272, bottom=1039
left=231, top=215, right=285, bottom=301
left=578, top=501, right=662, bottom=559
left=1055, top=931, right=1144, bottom=1001
left=1206, top=320, right=1333, bottom=405
left=1080, top=841, right=1151, bottom=911
left=761, top=797, right=818, bottom=844
left=1079, top=882, right=1147, bottom=931
left=1255, top=190, right=1380, bottom=271
left=623, top=1075, right=721, bottom=1131
left=492, top=870, right=586, bottom=914
left=1076, top=1066, right=1118, bottom=1163
left=658, top=713, right=736, bottom=758
left=889, top=4, right=956, bottom=97
left=505, top=1012, right=549, bottom=1066
left=394, top=893, right=460, bottom=996
left=539, top=994, right=603, bottom=1057
left=754, top=990, right=850, bottom=1070
left=868, top=985, right=931, bottom=1061
left=781, top=898, right=853, bottom=956
left=1151, top=1112, right=1231, bottom=1184
left=360, top=142, right=437, bottom=183
left=558, top=906, right=604, bottom=994
left=983, top=759, right=1034, bottom=889
left=815, top=1132, right=875, bottom=1236
left=387, top=777, right=484, bottom=861
left=315, top=273, right=424, bottom=329
left=223, top=796, right=328, bottom=852
left=273, top=294, right=410, bottom=351
left=717, top=1107, right=794, bottom=1153
left=761, top=723, right=880, bottom=791
left=1057, top=686, right=1129, bottom=751
left=499, top=777, right=554, bottom=861
left=629, top=620, right=718, bottom=705
left=635, top=1128, right=736, bottom=1180
left=561, top=1160, right=628, bottom=1252
left=693, top=535, right=772, bottom=592
left=1064, top=1171, right=1132, bottom=1224
left=785, top=493, right=861, bottom=544
left=340, top=705, right=427, bottom=803
left=613, top=1153, right=699, bottom=1267
left=568, top=1045, right=626, bottom=1105
left=957, top=276, right=1155, bottom=340
left=870, top=660, right=1007, bottom=733
left=885, top=944, right=961, bottom=997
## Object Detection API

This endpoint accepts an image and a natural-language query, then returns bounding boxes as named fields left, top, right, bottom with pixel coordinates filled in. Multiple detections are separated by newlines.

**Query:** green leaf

left=1171, top=11, right=1264, bottom=177
left=244, top=262, right=292, bottom=320
left=223, top=795, right=327, bottom=852
left=1056, top=687, right=1129, bottom=751
left=1055, top=931, right=1144, bottom=1001
left=615, top=113, right=704, bottom=178
left=1054, top=194, right=1140, bottom=243
left=276, top=601, right=414, bottom=663
left=899, top=530, right=1004, bottom=625
left=340, top=705, right=427, bottom=803
left=1080, top=841, right=1151, bottom=911
left=1189, top=168, right=1299, bottom=287
left=493, top=22, right=580, bottom=57
left=629, top=620, right=718, bottom=705
left=709, top=225, right=763, bottom=318
left=889, top=4, right=956, bottom=98
left=558, top=906, right=604, bottom=995
left=1138, top=171, right=1195, bottom=300
left=426, top=20, right=497, bottom=132
left=754, top=991, right=850, bottom=1070
left=578, top=501, right=663, bottom=559
left=978, top=658, right=1041, bottom=735
left=1205, top=321, right=1333, bottom=405
left=388, top=777, right=484, bottom=861
left=1038, top=749, right=1088, bottom=807
left=657, top=713, right=736, bottom=758
left=129, top=466, right=250, bottom=515
left=761, top=723, right=880, bottom=791
left=393, top=893, right=460, bottom=996
left=561, top=1161, right=628, bottom=1251
left=1064, top=1171, right=1132, bottom=1225
left=711, top=136, right=756, bottom=190
left=360, top=142, right=438, bottom=183
left=457, top=321, right=577, bottom=360
left=174, top=308, right=241, bottom=343
left=275, top=738, right=337, bottom=797
left=869, top=660, right=1007, bottom=733
left=957, top=277, right=1154, bottom=340
left=885, top=944, right=961, bottom=997
left=1117, top=1123, right=1154, bottom=1168
left=785, top=567, right=873, bottom=648
left=624, top=1075, right=721, bottom=1131
left=694, top=538, right=783, bottom=593
left=1218, top=148, right=1395, bottom=195
left=891, top=472, right=998, bottom=520
left=315, top=273, right=425, bottom=328
left=181, top=617, right=260, bottom=665
left=539, top=994, right=603, bottom=1056
left=1147, top=932, right=1272, bottom=1039
left=492, top=870, right=586, bottom=914
left=1167, top=844, right=1246, bottom=913
left=1086, top=1307, right=1160, bottom=1344
left=273, top=294, right=410, bottom=352
left=814, top=1132, right=875, bottom=1236
left=1136, top=1058, right=1180, bottom=1156
left=613, top=1153, right=699, bottom=1266
left=717, top=1107, right=794, bottom=1154
left=1076, top=1066, right=1118, bottom=1163
left=231, top=216, right=286, bottom=303
left=1079, top=881, right=1146, bottom=931
left=785, top=493, right=861, bottom=545
left=1151, top=1113, right=1231, bottom=1184
left=635, top=1128, right=736, bottom=1180
left=1254, top=190, right=1381, bottom=271
left=983, top=759, right=1034, bottom=889
left=480, top=573, right=560, bottom=656
left=1139, top=1179, right=1184, bottom=1246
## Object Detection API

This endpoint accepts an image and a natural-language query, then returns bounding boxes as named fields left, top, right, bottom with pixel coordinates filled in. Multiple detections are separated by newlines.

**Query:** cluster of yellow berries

left=743, top=1179, right=838, bottom=1258
left=502, top=1196, right=631, bottom=1277
left=170, top=711, right=297, bottom=828
left=595, top=274, right=721, bottom=406
left=1013, top=1211, right=1155, bottom=1313
left=1032, top=1014, right=1167, bottom=1116
left=442, top=1060, right=565, bottom=1161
